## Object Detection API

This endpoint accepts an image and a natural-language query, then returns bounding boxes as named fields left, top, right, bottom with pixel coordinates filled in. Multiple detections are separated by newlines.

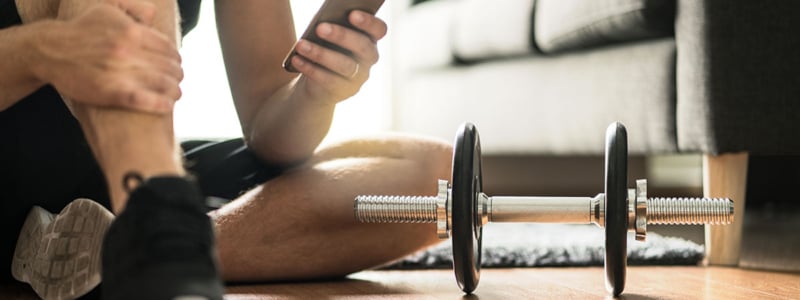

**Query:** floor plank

left=225, top=267, right=800, bottom=300
left=2, top=267, right=798, bottom=299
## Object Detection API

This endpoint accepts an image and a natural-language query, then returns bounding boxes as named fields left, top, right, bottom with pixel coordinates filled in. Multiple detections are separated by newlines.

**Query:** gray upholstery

left=394, top=38, right=677, bottom=154
left=391, top=0, right=800, bottom=156
left=452, top=0, right=536, bottom=62
left=535, top=0, right=674, bottom=53
left=393, top=0, right=459, bottom=73
left=675, top=0, right=800, bottom=154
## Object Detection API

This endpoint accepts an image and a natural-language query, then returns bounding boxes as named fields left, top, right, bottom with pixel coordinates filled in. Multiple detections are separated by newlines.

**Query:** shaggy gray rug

left=386, top=224, right=704, bottom=269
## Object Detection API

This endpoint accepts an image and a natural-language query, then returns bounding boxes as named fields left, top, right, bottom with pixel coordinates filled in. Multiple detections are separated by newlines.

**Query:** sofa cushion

left=393, top=0, right=460, bottom=72
left=451, top=0, right=537, bottom=62
left=535, top=0, right=674, bottom=53
left=393, top=38, right=677, bottom=155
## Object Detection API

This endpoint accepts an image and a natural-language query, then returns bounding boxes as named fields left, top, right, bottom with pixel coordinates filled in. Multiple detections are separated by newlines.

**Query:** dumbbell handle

left=355, top=179, right=734, bottom=240
left=488, top=196, right=599, bottom=224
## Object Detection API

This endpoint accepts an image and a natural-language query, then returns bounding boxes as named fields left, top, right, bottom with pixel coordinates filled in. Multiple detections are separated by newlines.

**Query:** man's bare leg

left=54, top=0, right=181, bottom=211
left=10, top=0, right=192, bottom=299
left=77, top=109, right=182, bottom=210
left=48, top=0, right=225, bottom=297
left=83, top=118, right=452, bottom=285
left=212, top=135, right=452, bottom=281
left=78, top=107, right=224, bottom=299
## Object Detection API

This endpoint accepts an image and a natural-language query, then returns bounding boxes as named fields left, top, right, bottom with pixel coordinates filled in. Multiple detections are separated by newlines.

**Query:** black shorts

left=182, top=138, right=286, bottom=202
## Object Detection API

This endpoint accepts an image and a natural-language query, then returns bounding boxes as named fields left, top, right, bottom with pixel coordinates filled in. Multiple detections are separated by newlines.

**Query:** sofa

left=388, top=0, right=800, bottom=266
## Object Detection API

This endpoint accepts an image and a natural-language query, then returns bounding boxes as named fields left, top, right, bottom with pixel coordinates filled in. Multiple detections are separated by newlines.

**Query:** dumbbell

left=353, top=122, right=734, bottom=296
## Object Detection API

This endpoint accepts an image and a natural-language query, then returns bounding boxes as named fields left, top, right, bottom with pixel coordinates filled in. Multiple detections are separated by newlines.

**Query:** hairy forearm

left=216, top=0, right=336, bottom=166
left=0, top=21, right=57, bottom=111
left=245, top=78, right=337, bottom=166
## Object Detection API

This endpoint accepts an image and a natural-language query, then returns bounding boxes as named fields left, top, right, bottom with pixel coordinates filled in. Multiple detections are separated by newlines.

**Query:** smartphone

left=283, top=0, right=385, bottom=73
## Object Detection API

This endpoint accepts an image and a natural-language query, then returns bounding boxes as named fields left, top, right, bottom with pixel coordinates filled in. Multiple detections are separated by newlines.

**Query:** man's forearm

left=0, top=21, right=56, bottom=111
left=216, top=0, right=387, bottom=167
left=215, top=0, right=329, bottom=166
left=245, top=78, right=337, bottom=166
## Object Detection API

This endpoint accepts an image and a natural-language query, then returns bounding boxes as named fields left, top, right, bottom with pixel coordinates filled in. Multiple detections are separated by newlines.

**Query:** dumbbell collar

left=436, top=180, right=450, bottom=239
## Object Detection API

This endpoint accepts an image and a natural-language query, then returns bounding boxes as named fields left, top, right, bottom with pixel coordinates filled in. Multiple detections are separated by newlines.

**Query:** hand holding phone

left=283, top=0, right=385, bottom=73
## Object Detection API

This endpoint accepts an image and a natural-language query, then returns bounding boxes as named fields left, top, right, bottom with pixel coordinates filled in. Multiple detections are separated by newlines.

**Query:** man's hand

left=33, top=2, right=182, bottom=114
left=288, top=10, right=388, bottom=105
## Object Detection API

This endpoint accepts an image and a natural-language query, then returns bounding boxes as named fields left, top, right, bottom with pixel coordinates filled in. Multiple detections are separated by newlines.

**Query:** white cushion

left=392, top=0, right=460, bottom=73
left=452, top=0, right=537, bottom=61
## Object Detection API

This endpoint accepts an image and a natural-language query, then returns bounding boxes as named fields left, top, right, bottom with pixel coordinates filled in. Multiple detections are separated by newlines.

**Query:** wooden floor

left=226, top=267, right=799, bottom=299
left=2, top=267, right=798, bottom=299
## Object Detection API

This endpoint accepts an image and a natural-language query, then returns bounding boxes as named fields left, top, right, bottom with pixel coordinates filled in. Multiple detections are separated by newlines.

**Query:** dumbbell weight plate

left=450, top=122, right=627, bottom=295
left=604, top=122, right=628, bottom=296
left=451, top=122, right=483, bottom=293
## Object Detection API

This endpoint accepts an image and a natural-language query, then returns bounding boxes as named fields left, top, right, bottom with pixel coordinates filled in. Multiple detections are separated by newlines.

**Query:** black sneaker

left=101, top=176, right=224, bottom=300
left=12, top=198, right=113, bottom=300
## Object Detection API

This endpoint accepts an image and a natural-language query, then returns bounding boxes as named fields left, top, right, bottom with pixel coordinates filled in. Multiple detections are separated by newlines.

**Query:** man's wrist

left=24, top=20, right=65, bottom=87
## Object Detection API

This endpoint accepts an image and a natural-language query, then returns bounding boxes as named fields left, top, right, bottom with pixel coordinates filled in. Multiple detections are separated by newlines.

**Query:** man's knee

left=410, top=138, right=453, bottom=179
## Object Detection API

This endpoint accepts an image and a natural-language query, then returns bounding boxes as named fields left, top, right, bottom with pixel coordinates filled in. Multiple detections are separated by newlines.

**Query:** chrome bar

left=489, top=196, right=593, bottom=223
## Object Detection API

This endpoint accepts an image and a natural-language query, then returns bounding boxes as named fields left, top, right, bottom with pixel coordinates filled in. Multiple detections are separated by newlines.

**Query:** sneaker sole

left=11, top=198, right=114, bottom=300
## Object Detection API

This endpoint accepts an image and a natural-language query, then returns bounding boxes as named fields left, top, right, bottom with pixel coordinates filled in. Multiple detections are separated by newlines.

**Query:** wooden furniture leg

left=703, top=152, right=748, bottom=266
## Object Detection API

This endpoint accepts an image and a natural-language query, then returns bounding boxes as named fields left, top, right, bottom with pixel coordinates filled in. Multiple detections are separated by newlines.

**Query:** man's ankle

left=72, top=107, right=184, bottom=211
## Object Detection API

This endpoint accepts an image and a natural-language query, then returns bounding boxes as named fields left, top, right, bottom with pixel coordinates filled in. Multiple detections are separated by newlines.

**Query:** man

left=0, top=0, right=452, bottom=299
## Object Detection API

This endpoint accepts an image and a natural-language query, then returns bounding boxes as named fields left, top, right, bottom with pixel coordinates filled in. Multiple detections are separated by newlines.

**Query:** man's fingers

left=130, top=90, right=175, bottom=113
left=349, top=11, right=388, bottom=42
left=292, top=55, right=362, bottom=101
left=316, top=23, right=379, bottom=65
left=141, top=51, right=184, bottom=82
left=103, top=80, right=175, bottom=114
left=294, top=40, right=360, bottom=79
left=105, top=70, right=180, bottom=114
left=119, top=87, right=176, bottom=114
left=113, top=0, right=156, bottom=25
left=140, top=28, right=181, bottom=61
left=136, top=68, right=182, bottom=100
